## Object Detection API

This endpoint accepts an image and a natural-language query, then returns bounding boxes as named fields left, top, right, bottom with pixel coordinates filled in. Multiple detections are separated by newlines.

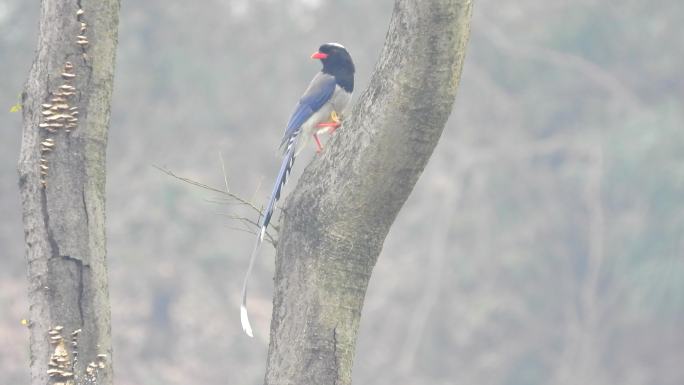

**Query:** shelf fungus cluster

left=77, top=8, right=89, bottom=47
left=47, top=326, right=75, bottom=384
left=46, top=326, right=107, bottom=385
left=38, top=8, right=89, bottom=188
left=85, top=354, right=108, bottom=383
left=38, top=60, right=79, bottom=186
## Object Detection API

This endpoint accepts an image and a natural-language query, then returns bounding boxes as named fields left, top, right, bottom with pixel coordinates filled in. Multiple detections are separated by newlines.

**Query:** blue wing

left=280, top=73, right=337, bottom=149
left=241, top=73, right=337, bottom=337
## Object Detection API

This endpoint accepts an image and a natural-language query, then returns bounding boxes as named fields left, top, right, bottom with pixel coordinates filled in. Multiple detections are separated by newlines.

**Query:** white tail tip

left=240, top=305, right=254, bottom=337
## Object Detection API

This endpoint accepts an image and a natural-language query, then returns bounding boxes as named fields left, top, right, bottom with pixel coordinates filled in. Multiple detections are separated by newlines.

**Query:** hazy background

left=1, top=1, right=683, bottom=384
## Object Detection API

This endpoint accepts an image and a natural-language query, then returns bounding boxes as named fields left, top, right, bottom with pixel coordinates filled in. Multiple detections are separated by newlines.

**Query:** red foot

left=317, top=122, right=341, bottom=136
left=316, top=122, right=341, bottom=128
left=313, top=133, right=323, bottom=154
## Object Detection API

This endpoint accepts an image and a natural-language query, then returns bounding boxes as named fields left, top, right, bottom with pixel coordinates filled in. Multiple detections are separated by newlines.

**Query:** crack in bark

left=77, top=258, right=85, bottom=328
left=332, top=326, right=339, bottom=385
left=82, top=188, right=89, bottom=229
left=42, top=189, right=60, bottom=258
left=61, top=254, right=87, bottom=327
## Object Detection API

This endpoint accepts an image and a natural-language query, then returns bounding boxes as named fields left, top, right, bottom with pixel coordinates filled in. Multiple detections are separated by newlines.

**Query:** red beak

left=311, top=52, right=328, bottom=59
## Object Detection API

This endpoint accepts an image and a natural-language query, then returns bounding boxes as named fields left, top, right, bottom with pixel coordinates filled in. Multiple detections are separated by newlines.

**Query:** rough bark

left=17, top=1, right=120, bottom=385
left=265, top=1, right=473, bottom=384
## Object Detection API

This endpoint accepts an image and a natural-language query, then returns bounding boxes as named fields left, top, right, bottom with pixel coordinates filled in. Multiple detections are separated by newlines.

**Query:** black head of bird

left=312, top=43, right=355, bottom=93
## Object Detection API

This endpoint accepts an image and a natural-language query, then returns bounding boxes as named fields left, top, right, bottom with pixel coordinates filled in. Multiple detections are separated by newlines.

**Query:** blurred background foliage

left=1, top=1, right=683, bottom=384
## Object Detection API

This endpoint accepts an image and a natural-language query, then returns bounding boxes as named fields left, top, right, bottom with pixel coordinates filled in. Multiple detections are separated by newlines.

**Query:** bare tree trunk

left=265, top=1, right=473, bottom=384
left=17, top=1, right=120, bottom=385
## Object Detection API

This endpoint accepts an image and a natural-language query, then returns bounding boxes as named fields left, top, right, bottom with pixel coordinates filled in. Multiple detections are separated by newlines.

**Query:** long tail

left=240, top=143, right=297, bottom=337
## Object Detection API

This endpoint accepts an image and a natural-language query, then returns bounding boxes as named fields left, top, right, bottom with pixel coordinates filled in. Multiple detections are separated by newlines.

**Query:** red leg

left=313, top=133, right=323, bottom=153
left=316, top=122, right=340, bottom=128
left=316, top=121, right=342, bottom=136
left=316, top=110, right=342, bottom=134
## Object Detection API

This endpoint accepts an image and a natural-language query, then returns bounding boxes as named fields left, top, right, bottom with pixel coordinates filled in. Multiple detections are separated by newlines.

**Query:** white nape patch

left=326, top=42, right=346, bottom=49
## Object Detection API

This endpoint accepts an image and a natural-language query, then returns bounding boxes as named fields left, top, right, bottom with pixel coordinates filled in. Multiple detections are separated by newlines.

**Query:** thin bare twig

left=153, top=164, right=278, bottom=247
left=218, top=213, right=277, bottom=246
left=218, top=151, right=230, bottom=193
left=153, top=164, right=263, bottom=216
left=224, top=226, right=278, bottom=249
left=203, top=197, right=280, bottom=233
left=250, top=176, right=264, bottom=204
left=226, top=226, right=260, bottom=237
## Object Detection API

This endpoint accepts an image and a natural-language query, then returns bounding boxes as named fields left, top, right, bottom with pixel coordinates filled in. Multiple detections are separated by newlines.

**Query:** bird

left=240, top=43, right=355, bottom=337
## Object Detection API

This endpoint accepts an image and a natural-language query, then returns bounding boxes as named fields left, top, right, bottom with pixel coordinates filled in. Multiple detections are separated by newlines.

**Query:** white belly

left=297, top=85, right=351, bottom=153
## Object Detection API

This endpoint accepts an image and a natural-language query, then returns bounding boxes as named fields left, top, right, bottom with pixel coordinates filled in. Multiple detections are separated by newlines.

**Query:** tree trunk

left=17, top=1, right=120, bottom=385
left=264, top=1, right=473, bottom=384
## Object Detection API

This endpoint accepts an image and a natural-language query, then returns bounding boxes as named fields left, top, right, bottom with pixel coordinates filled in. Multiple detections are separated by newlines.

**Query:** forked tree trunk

left=17, top=1, right=120, bottom=385
left=265, top=1, right=473, bottom=384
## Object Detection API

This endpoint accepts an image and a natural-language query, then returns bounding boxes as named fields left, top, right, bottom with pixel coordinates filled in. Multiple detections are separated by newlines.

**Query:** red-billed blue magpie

left=241, top=43, right=355, bottom=337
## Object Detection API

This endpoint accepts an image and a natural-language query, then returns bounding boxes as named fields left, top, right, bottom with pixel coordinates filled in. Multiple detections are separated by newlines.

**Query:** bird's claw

left=314, top=111, right=342, bottom=154
left=316, top=110, right=342, bottom=130
left=330, top=110, right=341, bottom=124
